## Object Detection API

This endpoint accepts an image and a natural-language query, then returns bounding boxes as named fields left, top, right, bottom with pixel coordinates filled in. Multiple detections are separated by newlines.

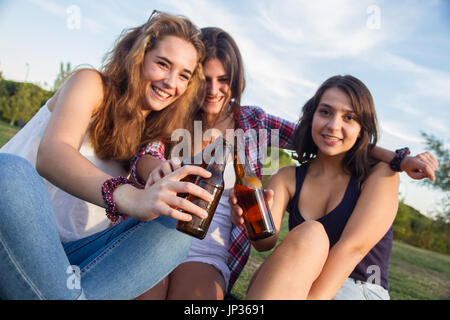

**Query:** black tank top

left=287, top=164, right=393, bottom=290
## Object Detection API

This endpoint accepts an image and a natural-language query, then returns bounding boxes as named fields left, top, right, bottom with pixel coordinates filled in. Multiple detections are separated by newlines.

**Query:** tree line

left=0, top=62, right=72, bottom=126
left=0, top=71, right=54, bottom=126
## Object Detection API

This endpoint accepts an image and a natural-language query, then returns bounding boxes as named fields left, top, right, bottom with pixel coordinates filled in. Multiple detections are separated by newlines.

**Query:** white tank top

left=183, top=157, right=235, bottom=286
left=0, top=102, right=127, bottom=243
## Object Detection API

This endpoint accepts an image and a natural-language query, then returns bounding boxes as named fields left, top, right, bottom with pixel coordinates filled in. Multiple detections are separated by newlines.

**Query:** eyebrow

left=205, top=74, right=229, bottom=80
left=319, top=102, right=355, bottom=113
left=156, top=56, right=193, bottom=75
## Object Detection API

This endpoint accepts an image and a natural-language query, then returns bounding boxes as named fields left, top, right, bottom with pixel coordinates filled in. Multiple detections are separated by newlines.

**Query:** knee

left=0, top=154, right=41, bottom=197
left=0, top=154, right=36, bottom=185
left=286, top=220, right=329, bottom=253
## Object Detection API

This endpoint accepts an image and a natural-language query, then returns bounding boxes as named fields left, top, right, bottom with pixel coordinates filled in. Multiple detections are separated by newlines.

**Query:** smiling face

left=202, top=58, right=231, bottom=116
left=142, top=35, right=198, bottom=111
left=311, top=87, right=362, bottom=158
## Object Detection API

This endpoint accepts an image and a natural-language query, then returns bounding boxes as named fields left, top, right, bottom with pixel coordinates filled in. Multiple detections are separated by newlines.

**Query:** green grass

left=0, top=120, right=20, bottom=147
left=389, top=241, right=450, bottom=299
left=231, top=215, right=450, bottom=300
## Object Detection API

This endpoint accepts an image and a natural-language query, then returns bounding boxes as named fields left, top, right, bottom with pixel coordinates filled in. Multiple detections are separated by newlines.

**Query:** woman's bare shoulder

left=267, top=165, right=297, bottom=195
left=47, top=69, right=104, bottom=113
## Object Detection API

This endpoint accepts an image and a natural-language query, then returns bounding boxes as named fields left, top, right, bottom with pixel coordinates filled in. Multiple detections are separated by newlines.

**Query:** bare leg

left=134, top=276, right=169, bottom=300
left=246, top=220, right=329, bottom=299
left=167, top=262, right=226, bottom=300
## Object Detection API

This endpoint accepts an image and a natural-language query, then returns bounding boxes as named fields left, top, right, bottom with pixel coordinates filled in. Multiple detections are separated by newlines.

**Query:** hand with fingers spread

left=116, top=165, right=213, bottom=223
left=401, top=152, right=439, bottom=181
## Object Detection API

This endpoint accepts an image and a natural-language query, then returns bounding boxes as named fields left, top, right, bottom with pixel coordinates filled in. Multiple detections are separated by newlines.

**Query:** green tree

left=0, top=79, right=53, bottom=125
left=53, top=61, right=72, bottom=91
left=421, top=132, right=450, bottom=222
left=262, top=147, right=297, bottom=185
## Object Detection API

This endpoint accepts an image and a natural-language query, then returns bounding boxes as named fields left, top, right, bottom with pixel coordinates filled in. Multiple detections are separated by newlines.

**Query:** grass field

left=0, top=120, right=20, bottom=147
left=230, top=215, right=450, bottom=300
left=1, top=119, right=449, bottom=300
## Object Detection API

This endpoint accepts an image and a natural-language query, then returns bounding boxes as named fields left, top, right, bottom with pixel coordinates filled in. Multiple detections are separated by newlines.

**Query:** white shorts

left=333, top=278, right=390, bottom=300
left=183, top=190, right=232, bottom=292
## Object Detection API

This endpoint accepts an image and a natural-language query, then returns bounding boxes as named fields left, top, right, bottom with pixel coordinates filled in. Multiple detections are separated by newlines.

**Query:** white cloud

left=381, top=52, right=450, bottom=101
left=380, top=121, right=425, bottom=144
left=425, top=117, right=448, bottom=134
left=255, top=0, right=387, bottom=57
left=392, top=96, right=422, bottom=117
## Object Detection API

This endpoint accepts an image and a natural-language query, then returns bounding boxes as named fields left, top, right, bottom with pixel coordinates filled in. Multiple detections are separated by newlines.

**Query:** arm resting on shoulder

left=371, top=146, right=438, bottom=181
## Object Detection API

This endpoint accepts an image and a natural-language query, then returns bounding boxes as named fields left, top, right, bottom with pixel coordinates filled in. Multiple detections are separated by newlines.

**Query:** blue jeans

left=0, top=153, right=192, bottom=300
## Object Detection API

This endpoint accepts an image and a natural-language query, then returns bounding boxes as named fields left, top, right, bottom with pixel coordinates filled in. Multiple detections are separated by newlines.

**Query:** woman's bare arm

left=307, top=162, right=399, bottom=299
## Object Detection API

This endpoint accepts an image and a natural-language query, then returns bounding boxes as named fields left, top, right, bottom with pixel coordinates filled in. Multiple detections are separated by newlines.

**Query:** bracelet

left=389, top=147, right=411, bottom=172
left=101, top=176, right=133, bottom=223
left=129, top=143, right=167, bottom=189
left=129, top=153, right=147, bottom=189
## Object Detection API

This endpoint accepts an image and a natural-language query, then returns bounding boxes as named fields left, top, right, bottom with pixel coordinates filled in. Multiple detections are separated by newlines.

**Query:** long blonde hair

left=89, top=11, right=205, bottom=164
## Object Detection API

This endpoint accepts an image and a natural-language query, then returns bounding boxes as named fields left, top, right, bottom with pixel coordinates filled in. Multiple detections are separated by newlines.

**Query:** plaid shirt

left=128, top=105, right=296, bottom=291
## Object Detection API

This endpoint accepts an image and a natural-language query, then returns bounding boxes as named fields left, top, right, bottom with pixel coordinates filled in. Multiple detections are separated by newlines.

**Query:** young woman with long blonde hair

left=0, top=11, right=212, bottom=300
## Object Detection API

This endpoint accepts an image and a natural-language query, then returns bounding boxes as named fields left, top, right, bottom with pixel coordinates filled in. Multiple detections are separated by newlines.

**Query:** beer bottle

left=176, top=137, right=231, bottom=239
left=233, top=137, right=276, bottom=241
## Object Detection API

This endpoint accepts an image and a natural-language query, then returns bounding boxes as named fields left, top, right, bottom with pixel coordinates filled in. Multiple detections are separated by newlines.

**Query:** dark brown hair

left=198, top=27, right=246, bottom=117
left=293, top=75, right=379, bottom=181
left=88, top=11, right=205, bottom=164
left=175, top=27, right=246, bottom=159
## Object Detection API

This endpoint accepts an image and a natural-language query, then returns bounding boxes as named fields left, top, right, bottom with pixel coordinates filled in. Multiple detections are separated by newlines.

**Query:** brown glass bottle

left=233, top=137, right=275, bottom=241
left=177, top=139, right=216, bottom=199
left=176, top=138, right=231, bottom=239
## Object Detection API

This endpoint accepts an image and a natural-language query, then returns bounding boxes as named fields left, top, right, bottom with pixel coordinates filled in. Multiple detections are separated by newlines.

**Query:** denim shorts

left=333, top=278, right=390, bottom=300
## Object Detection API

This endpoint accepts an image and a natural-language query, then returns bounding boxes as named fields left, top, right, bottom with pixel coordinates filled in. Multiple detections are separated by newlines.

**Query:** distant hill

left=395, top=201, right=449, bottom=255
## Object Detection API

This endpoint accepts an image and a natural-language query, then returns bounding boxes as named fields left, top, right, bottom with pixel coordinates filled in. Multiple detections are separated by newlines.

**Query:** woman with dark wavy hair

left=241, top=75, right=429, bottom=299
left=0, top=11, right=212, bottom=299
left=293, top=75, right=379, bottom=181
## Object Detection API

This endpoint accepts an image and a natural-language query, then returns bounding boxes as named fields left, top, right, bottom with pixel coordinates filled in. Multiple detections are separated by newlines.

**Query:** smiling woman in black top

left=232, top=75, right=438, bottom=300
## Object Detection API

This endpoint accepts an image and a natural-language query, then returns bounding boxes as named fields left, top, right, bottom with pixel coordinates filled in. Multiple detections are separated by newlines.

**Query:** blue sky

left=0, top=0, right=449, bottom=216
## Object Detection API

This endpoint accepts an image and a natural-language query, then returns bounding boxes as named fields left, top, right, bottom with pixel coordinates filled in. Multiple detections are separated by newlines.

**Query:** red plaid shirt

left=128, top=105, right=296, bottom=291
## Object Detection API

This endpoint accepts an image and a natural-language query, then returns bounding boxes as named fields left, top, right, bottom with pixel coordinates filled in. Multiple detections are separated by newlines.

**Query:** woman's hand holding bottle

left=114, top=165, right=213, bottom=222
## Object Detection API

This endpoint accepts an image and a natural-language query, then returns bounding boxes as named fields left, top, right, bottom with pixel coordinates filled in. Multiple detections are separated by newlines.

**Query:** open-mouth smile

left=151, top=85, right=172, bottom=101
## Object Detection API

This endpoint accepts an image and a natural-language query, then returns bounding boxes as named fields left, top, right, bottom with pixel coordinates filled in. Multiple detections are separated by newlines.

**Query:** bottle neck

left=207, top=140, right=231, bottom=172
left=233, top=138, right=261, bottom=188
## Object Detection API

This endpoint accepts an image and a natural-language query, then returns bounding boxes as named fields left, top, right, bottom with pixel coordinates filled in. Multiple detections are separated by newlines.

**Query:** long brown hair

left=193, top=27, right=246, bottom=124
left=293, top=75, right=379, bottom=181
left=174, top=27, right=245, bottom=158
left=88, top=11, right=205, bottom=164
